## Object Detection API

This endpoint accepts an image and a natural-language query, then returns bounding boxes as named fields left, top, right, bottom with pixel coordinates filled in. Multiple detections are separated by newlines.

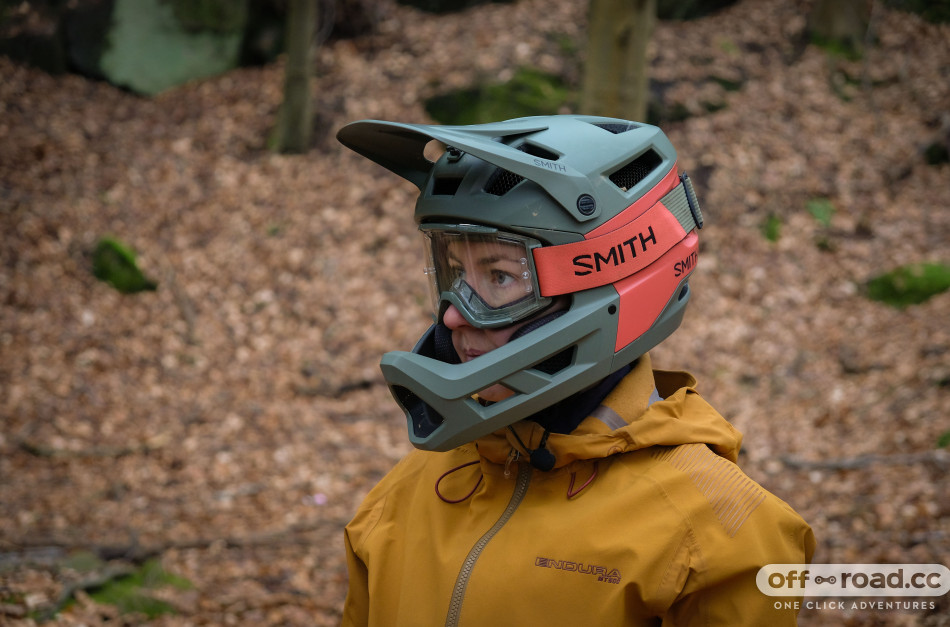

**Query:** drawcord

left=507, top=425, right=600, bottom=498
left=435, top=460, right=482, bottom=504
left=507, top=425, right=534, bottom=454
left=504, top=448, right=519, bottom=478
left=567, top=461, right=599, bottom=499
left=434, top=432, right=600, bottom=502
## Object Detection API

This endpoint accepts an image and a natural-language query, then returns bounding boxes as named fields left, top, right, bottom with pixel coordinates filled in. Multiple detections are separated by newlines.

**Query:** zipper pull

left=504, top=448, right=520, bottom=479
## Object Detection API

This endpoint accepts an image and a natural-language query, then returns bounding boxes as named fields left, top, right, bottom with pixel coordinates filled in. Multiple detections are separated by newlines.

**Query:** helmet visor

left=421, top=225, right=551, bottom=328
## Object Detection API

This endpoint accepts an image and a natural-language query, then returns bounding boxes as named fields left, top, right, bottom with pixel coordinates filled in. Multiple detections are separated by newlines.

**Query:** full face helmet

left=337, top=115, right=703, bottom=452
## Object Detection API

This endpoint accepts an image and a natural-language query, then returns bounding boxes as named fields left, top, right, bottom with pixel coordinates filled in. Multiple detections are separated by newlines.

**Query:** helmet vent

left=593, top=122, right=640, bottom=134
left=432, top=177, right=464, bottom=196
left=518, top=143, right=560, bottom=161
left=392, top=385, right=445, bottom=438
left=483, top=168, right=525, bottom=196
left=482, top=143, right=560, bottom=196
left=608, top=149, right=663, bottom=192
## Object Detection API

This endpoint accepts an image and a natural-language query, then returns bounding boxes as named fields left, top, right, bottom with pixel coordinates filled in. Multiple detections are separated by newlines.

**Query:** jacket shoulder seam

left=651, top=443, right=767, bottom=538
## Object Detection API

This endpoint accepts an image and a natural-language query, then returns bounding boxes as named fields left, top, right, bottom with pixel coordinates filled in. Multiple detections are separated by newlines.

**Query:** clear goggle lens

left=421, top=225, right=550, bottom=328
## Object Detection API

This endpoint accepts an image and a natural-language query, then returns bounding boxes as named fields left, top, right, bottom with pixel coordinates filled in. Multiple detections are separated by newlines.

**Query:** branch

left=4, top=519, right=350, bottom=565
left=39, top=563, right=136, bottom=621
left=17, top=434, right=171, bottom=459
left=780, top=449, right=949, bottom=471
left=164, top=266, right=198, bottom=345
left=292, top=377, right=376, bottom=397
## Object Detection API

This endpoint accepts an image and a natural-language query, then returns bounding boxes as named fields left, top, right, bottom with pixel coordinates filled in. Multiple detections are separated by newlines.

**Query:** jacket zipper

left=444, top=462, right=532, bottom=627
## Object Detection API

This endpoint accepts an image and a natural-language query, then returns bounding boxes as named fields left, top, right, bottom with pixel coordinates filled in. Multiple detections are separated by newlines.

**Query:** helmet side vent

left=608, top=149, right=663, bottom=192
left=592, top=122, right=640, bottom=134
left=432, top=177, right=464, bottom=196
left=482, top=143, right=559, bottom=196
left=483, top=168, right=525, bottom=196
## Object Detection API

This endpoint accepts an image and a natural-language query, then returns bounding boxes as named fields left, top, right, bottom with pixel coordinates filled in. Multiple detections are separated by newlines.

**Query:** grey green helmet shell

left=337, top=116, right=677, bottom=243
left=337, top=115, right=702, bottom=451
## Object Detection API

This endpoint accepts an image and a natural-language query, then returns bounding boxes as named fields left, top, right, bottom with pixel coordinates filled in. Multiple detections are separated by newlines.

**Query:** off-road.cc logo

left=535, top=557, right=621, bottom=584
left=757, top=564, right=950, bottom=597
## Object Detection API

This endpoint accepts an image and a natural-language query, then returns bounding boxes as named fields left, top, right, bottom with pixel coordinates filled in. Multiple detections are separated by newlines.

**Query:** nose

left=442, top=304, right=470, bottom=330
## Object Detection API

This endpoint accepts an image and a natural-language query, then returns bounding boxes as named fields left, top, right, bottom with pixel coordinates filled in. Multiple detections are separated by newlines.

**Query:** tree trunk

left=807, top=0, right=871, bottom=58
left=581, top=0, right=656, bottom=122
left=270, top=0, right=317, bottom=153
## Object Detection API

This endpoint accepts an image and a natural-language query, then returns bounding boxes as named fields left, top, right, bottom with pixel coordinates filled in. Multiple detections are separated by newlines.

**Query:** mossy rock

left=424, top=68, right=571, bottom=125
left=163, top=0, right=249, bottom=33
left=924, top=141, right=949, bottom=166
left=396, top=0, right=514, bottom=14
left=657, top=0, right=740, bottom=20
left=98, top=0, right=247, bottom=95
left=883, top=0, right=950, bottom=23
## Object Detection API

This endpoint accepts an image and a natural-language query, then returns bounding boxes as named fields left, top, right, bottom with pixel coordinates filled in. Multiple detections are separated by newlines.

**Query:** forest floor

left=1, top=0, right=949, bottom=625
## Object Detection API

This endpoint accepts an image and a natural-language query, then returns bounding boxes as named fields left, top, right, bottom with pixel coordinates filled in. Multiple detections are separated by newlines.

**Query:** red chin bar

left=533, top=165, right=701, bottom=351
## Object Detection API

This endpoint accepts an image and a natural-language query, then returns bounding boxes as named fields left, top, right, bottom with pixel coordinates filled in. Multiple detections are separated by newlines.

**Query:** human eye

left=490, top=269, right=516, bottom=287
left=445, top=262, right=466, bottom=285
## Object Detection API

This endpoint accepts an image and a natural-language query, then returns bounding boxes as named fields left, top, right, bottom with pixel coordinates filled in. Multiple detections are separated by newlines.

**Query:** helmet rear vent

left=608, top=149, right=663, bottom=192
left=483, top=168, right=525, bottom=196
left=593, top=122, right=640, bottom=134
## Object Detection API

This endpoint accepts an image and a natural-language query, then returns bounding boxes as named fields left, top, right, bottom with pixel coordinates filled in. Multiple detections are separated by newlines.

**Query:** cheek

left=490, top=315, right=536, bottom=346
left=489, top=326, right=520, bottom=347
left=450, top=330, right=465, bottom=354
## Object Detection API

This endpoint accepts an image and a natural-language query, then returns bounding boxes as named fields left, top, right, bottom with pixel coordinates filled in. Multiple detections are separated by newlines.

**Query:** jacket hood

left=474, top=354, right=742, bottom=469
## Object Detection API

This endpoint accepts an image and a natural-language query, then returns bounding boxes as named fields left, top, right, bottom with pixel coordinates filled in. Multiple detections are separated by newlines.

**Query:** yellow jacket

left=342, top=355, right=815, bottom=626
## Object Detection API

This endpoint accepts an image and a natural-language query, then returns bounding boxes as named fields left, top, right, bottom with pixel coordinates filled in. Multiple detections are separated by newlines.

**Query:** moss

left=162, top=0, right=249, bottom=33
left=424, top=67, right=571, bottom=125
left=92, top=237, right=158, bottom=294
left=657, top=0, right=740, bottom=20
left=924, top=141, right=949, bottom=166
left=709, top=74, right=744, bottom=92
left=811, top=33, right=863, bottom=62
left=884, top=0, right=950, bottom=24
left=807, top=198, right=836, bottom=227
left=396, top=0, right=514, bottom=14
left=647, top=100, right=692, bottom=126
left=762, top=214, right=782, bottom=242
left=86, top=559, right=193, bottom=619
left=866, top=262, right=950, bottom=308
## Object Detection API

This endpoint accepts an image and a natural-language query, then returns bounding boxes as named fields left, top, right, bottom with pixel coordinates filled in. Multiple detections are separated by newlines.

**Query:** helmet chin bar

left=380, top=280, right=691, bottom=452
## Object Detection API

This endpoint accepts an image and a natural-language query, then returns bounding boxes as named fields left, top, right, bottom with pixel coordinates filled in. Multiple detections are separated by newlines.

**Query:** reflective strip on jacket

left=342, top=354, right=816, bottom=626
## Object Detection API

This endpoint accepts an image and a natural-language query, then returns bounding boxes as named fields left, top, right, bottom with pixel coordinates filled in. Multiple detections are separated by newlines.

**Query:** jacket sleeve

left=662, top=497, right=816, bottom=626
left=341, top=525, right=370, bottom=627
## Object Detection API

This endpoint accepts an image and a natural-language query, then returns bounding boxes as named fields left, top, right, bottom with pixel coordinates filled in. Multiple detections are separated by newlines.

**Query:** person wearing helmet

left=336, top=115, right=814, bottom=626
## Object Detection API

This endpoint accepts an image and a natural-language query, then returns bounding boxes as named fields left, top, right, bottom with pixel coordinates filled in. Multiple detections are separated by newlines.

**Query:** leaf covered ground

left=1, top=0, right=949, bottom=624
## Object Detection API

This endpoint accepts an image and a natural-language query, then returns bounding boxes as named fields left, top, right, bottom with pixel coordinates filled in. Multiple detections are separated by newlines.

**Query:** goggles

left=421, top=224, right=552, bottom=329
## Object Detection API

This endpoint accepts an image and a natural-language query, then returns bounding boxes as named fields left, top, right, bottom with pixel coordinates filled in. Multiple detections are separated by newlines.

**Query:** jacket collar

left=474, top=354, right=742, bottom=469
